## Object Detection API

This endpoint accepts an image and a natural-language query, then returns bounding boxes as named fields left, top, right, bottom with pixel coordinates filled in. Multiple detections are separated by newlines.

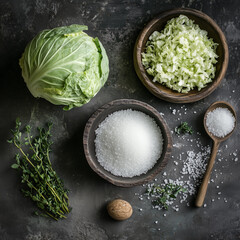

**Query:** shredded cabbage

left=142, top=15, right=218, bottom=93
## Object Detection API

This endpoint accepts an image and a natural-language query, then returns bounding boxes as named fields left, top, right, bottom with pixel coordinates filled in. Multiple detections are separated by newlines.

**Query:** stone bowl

left=83, top=99, right=172, bottom=187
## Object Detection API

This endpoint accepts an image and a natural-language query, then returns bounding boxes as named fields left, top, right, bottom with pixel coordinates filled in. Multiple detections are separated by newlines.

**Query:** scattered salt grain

left=95, top=109, right=163, bottom=177
left=172, top=206, right=179, bottom=212
left=181, top=148, right=210, bottom=183
left=206, top=107, right=235, bottom=138
left=143, top=140, right=211, bottom=211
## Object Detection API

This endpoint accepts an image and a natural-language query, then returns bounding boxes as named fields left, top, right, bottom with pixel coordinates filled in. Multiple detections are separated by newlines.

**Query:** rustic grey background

left=0, top=0, right=239, bottom=239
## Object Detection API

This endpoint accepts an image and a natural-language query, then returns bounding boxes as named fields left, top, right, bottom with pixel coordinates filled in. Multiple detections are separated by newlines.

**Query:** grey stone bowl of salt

left=83, top=99, right=172, bottom=187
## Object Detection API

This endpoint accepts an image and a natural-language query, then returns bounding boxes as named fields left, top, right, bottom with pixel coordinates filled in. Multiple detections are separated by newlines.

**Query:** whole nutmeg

left=107, top=199, right=133, bottom=221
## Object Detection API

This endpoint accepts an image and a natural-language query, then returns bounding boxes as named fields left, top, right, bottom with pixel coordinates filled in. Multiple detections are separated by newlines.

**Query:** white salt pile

left=94, top=109, right=163, bottom=177
left=206, top=107, right=235, bottom=138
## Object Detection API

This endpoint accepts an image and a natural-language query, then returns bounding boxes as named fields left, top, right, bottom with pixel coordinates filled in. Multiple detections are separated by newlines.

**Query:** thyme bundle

left=8, top=119, right=70, bottom=220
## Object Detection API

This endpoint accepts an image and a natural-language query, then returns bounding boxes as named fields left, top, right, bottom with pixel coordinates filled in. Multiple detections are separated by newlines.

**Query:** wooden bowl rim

left=83, top=99, right=172, bottom=187
left=133, top=8, right=229, bottom=103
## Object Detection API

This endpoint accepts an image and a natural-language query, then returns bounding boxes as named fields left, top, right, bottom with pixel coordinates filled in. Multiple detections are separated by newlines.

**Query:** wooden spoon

left=195, top=101, right=237, bottom=207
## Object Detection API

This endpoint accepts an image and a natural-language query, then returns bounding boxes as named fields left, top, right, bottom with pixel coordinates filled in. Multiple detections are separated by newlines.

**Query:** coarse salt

left=95, top=109, right=163, bottom=177
left=206, top=107, right=235, bottom=138
left=144, top=139, right=211, bottom=211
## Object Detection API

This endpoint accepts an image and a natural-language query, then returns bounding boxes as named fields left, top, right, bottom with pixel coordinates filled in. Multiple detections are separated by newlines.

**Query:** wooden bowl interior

left=134, top=8, right=228, bottom=103
left=83, top=99, right=172, bottom=187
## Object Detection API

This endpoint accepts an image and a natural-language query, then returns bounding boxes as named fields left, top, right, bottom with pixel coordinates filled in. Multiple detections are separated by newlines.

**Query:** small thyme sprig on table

left=8, top=118, right=70, bottom=220
left=146, top=183, right=186, bottom=210
left=175, top=122, right=193, bottom=135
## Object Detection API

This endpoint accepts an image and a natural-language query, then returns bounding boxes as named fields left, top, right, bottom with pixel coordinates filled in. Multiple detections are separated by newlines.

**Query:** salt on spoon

left=195, top=101, right=236, bottom=207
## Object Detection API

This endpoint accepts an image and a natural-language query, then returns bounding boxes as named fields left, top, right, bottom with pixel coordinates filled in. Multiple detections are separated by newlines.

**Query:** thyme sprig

left=147, top=183, right=186, bottom=210
left=175, top=122, right=193, bottom=135
left=8, top=118, right=70, bottom=220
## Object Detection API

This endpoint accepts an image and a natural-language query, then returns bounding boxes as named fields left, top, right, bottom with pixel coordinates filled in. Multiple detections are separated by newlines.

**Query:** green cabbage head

left=19, top=25, right=109, bottom=110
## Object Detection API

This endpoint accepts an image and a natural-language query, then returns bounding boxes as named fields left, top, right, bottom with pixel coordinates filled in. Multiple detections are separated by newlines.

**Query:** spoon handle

left=195, top=140, right=220, bottom=207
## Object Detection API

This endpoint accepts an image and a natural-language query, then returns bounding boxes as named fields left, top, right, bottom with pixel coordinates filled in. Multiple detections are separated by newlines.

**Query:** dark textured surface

left=0, top=1, right=239, bottom=239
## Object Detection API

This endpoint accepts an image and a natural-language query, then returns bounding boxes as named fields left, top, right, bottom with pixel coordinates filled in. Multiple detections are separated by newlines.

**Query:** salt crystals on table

left=94, top=109, right=163, bottom=177
left=206, top=107, right=235, bottom=138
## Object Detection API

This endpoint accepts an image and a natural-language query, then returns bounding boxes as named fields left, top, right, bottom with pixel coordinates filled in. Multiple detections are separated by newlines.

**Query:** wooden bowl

left=83, top=99, right=172, bottom=187
left=133, top=8, right=229, bottom=103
